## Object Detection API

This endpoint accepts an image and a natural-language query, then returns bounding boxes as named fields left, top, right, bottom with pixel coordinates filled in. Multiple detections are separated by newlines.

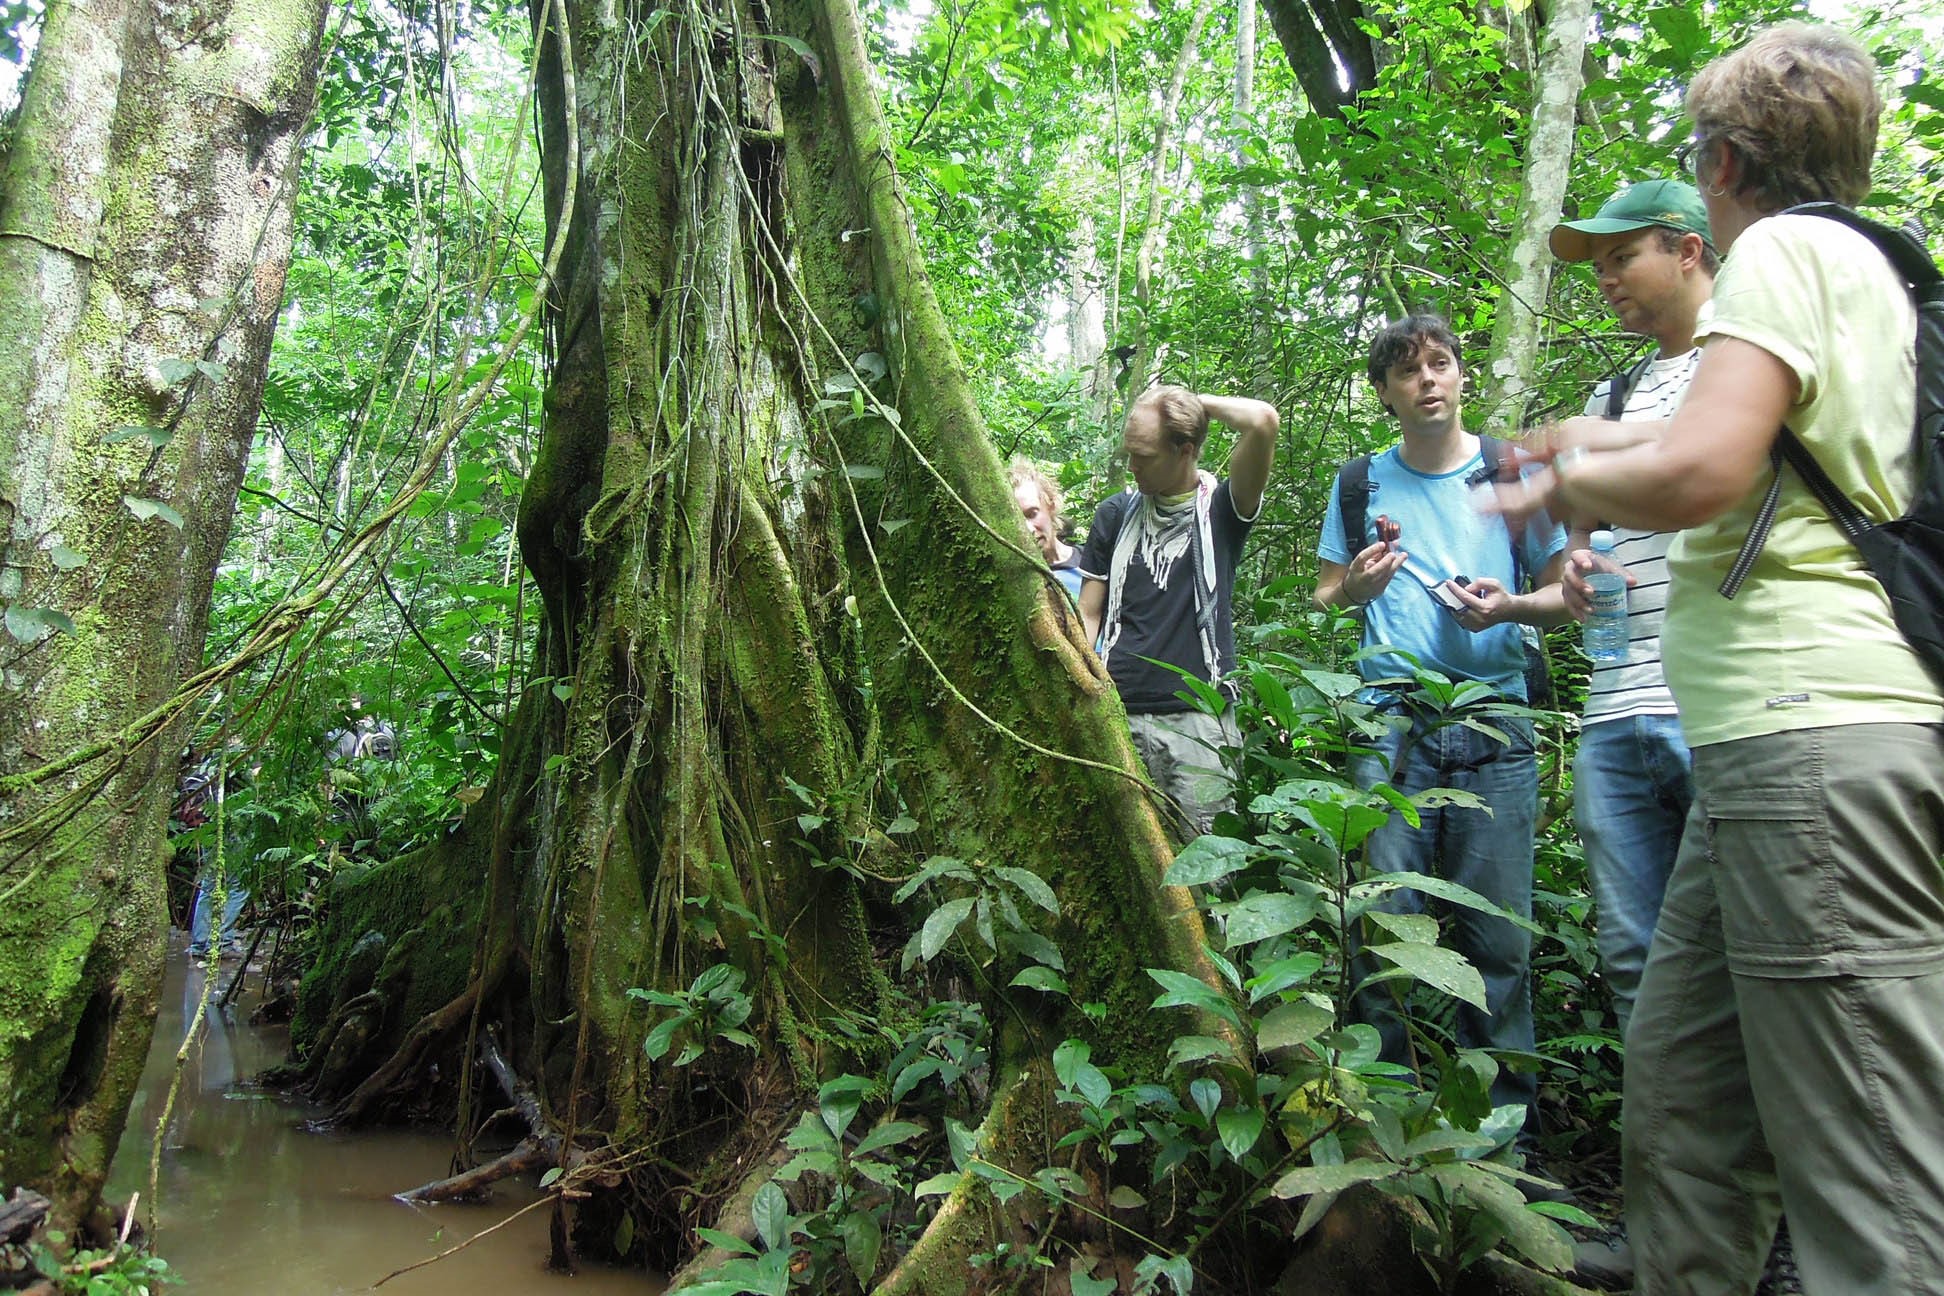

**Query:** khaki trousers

left=1624, top=723, right=1944, bottom=1295
left=1127, top=709, right=1240, bottom=839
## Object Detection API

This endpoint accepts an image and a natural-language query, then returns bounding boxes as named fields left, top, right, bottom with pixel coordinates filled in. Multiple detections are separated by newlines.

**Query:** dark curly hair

left=1366, top=314, right=1463, bottom=391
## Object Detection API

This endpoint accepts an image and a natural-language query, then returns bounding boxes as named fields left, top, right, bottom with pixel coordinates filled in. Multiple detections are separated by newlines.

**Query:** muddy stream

left=106, top=942, right=663, bottom=1294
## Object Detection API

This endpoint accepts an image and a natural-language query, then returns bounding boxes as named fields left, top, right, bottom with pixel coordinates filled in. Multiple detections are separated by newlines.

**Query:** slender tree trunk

left=1482, top=0, right=1592, bottom=430
left=1124, top=0, right=1219, bottom=404
left=0, top=0, right=328, bottom=1232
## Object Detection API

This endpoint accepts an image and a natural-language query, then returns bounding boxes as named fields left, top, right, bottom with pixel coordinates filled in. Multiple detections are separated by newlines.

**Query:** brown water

left=106, top=943, right=661, bottom=1295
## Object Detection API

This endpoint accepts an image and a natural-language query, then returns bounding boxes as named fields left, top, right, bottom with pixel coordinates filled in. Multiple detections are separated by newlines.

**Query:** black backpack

left=1720, top=203, right=1944, bottom=686
left=1337, top=436, right=1556, bottom=707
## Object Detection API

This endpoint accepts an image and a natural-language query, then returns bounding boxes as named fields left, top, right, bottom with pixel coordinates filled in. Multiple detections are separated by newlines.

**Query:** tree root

left=663, top=1143, right=798, bottom=1290
left=325, top=978, right=484, bottom=1126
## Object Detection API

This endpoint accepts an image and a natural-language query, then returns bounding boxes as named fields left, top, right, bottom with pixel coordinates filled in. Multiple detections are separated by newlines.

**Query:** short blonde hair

left=1134, top=385, right=1208, bottom=449
left=1007, top=457, right=1066, bottom=533
left=1686, top=22, right=1881, bottom=212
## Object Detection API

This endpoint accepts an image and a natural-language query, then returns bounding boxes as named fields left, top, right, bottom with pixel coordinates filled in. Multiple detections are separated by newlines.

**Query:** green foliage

left=628, top=964, right=759, bottom=1067
left=28, top=1234, right=179, bottom=1296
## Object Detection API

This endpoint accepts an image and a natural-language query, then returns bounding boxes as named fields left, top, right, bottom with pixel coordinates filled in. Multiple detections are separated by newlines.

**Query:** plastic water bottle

left=1582, top=530, right=1629, bottom=664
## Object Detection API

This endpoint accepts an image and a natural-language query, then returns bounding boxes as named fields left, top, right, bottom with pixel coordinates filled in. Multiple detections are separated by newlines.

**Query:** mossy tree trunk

left=0, top=0, right=328, bottom=1233
left=297, top=0, right=1236, bottom=1282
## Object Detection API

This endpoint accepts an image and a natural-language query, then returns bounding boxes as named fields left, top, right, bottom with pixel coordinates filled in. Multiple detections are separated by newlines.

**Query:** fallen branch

left=369, top=1194, right=556, bottom=1289
left=395, top=1028, right=571, bottom=1203
left=0, top=1187, right=51, bottom=1246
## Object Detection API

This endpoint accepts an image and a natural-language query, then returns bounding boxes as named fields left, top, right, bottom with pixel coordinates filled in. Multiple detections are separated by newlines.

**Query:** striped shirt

left=1580, top=349, right=1700, bottom=726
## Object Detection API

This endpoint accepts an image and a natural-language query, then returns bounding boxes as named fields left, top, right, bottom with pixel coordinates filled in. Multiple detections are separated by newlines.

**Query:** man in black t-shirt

left=1079, top=386, right=1279, bottom=836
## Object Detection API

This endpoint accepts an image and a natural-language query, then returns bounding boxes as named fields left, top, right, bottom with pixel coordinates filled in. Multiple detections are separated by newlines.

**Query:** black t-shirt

left=1078, top=480, right=1255, bottom=713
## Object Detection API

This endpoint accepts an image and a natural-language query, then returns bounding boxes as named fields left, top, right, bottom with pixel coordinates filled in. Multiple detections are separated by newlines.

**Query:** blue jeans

left=1350, top=707, right=1538, bottom=1114
left=189, top=857, right=247, bottom=955
left=1573, top=712, right=1693, bottom=1035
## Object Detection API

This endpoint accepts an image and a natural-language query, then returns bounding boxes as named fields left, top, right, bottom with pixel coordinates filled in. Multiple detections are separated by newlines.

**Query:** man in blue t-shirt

left=1079, top=386, right=1280, bottom=838
left=1314, top=314, right=1567, bottom=1119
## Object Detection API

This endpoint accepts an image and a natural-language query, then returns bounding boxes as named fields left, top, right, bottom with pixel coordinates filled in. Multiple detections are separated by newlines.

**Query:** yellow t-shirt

left=1664, top=212, right=1944, bottom=746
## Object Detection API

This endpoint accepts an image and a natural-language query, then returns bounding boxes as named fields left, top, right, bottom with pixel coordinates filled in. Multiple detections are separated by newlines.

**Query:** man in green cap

left=1548, top=179, right=1718, bottom=1025
left=1543, top=181, right=1716, bottom=1281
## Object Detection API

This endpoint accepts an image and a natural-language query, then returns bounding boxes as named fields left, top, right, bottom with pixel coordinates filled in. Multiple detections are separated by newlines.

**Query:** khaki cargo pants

left=1127, top=708, right=1240, bottom=840
left=1624, top=723, right=1944, bottom=1294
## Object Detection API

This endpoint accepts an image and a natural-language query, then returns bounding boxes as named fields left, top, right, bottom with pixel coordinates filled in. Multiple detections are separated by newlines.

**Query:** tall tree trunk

left=294, top=0, right=1230, bottom=1282
left=0, top=0, right=328, bottom=1232
left=1481, top=0, right=1593, bottom=430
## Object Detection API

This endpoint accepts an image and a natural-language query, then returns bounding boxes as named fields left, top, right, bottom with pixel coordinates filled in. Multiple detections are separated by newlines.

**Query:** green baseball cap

left=1548, top=178, right=1716, bottom=262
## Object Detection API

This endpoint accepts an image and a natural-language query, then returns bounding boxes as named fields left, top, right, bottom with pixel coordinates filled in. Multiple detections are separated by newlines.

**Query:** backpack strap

left=1721, top=202, right=1936, bottom=599
left=1476, top=435, right=1529, bottom=590
left=1338, top=454, right=1374, bottom=559
left=1603, top=354, right=1657, bottom=420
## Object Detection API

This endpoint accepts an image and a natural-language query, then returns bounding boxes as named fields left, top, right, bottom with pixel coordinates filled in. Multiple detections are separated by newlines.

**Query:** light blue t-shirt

left=1318, top=444, right=1564, bottom=700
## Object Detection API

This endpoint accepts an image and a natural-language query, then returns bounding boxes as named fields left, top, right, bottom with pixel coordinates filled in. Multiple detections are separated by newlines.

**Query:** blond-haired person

left=1078, top=386, right=1279, bottom=838
left=1485, top=24, right=1944, bottom=1294
left=1008, top=457, right=1083, bottom=603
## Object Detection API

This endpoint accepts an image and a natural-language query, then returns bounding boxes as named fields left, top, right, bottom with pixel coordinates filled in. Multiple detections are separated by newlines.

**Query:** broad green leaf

left=752, top=31, right=816, bottom=63
left=853, top=1120, right=925, bottom=1157
left=1426, top=1162, right=1573, bottom=1272
left=1166, top=1034, right=1236, bottom=1070
left=750, top=1181, right=788, bottom=1252
left=1216, top=1106, right=1265, bottom=1159
left=1366, top=911, right=1437, bottom=945
left=994, top=865, right=1057, bottom=913
left=4, top=605, right=74, bottom=644
left=123, top=496, right=184, bottom=528
left=1008, top=929, right=1064, bottom=972
left=49, top=545, right=86, bottom=570
left=1189, top=1077, right=1221, bottom=1120
left=1256, top=1000, right=1334, bottom=1053
left=1107, top=1186, right=1146, bottom=1209
left=1217, top=891, right=1318, bottom=945
left=890, top=1056, right=943, bottom=1102
left=842, top=1209, right=882, bottom=1284
left=1272, top=1158, right=1401, bottom=1199
left=157, top=358, right=198, bottom=385
left=643, top=1016, right=682, bottom=1060
left=1052, top=1038, right=1090, bottom=1088
left=1161, top=834, right=1252, bottom=887
left=1354, top=871, right=1543, bottom=934
left=1364, top=941, right=1489, bottom=1011
left=1009, top=966, right=1068, bottom=994
left=919, top=896, right=975, bottom=960
left=1071, top=1260, right=1118, bottom=1296
left=694, top=1227, right=757, bottom=1256
left=818, top=1074, right=870, bottom=1140
left=1070, top=1062, right=1111, bottom=1110
left=843, top=464, right=884, bottom=479
left=1298, top=668, right=1365, bottom=699
left=1147, top=968, right=1231, bottom=1015
left=1401, top=1128, right=1498, bottom=1159
left=1246, top=952, right=1325, bottom=1001
left=913, top=1172, right=959, bottom=1197
left=104, top=425, right=172, bottom=448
